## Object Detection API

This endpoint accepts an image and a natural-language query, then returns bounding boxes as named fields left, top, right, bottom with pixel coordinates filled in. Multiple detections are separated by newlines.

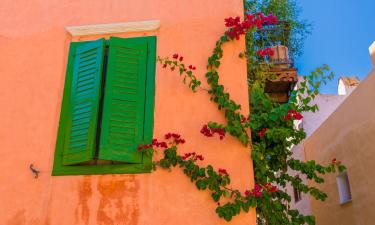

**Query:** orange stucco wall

left=0, top=1, right=255, bottom=225
left=304, top=50, right=375, bottom=224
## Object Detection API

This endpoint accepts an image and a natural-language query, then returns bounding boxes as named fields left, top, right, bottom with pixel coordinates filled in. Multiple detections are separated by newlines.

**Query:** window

left=52, top=36, right=156, bottom=176
left=293, top=186, right=302, bottom=203
left=336, top=172, right=352, bottom=204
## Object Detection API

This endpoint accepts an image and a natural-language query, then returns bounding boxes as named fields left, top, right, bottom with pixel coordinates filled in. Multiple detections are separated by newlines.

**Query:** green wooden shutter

left=62, top=38, right=105, bottom=165
left=98, top=37, right=149, bottom=163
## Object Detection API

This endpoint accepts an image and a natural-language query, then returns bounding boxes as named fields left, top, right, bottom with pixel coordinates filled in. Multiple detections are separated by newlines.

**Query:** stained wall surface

left=0, top=1, right=255, bottom=225
left=304, top=49, right=375, bottom=225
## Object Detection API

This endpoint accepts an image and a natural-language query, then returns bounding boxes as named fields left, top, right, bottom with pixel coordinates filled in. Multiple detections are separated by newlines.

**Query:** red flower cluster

left=224, top=13, right=278, bottom=40
left=218, top=168, right=229, bottom=176
left=284, top=110, right=303, bottom=121
left=245, top=183, right=278, bottom=198
left=264, top=182, right=278, bottom=193
left=188, top=65, right=196, bottom=70
left=162, top=54, right=196, bottom=72
left=172, top=53, right=183, bottom=62
left=240, top=115, right=250, bottom=124
left=245, top=184, right=262, bottom=198
left=200, top=124, right=226, bottom=140
left=137, top=138, right=168, bottom=151
left=258, top=128, right=267, bottom=138
left=182, top=152, right=204, bottom=161
left=256, top=12, right=278, bottom=25
left=224, top=16, right=241, bottom=27
left=165, top=132, right=186, bottom=144
left=152, top=138, right=168, bottom=148
left=257, top=48, right=275, bottom=57
left=332, top=158, right=337, bottom=164
left=224, top=16, right=248, bottom=40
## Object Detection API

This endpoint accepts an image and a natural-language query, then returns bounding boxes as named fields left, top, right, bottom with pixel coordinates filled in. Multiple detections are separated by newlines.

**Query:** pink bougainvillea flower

left=196, top=155, right=204, bottom=161
left=258, top=128, right=267, bottom=138
left=245, top=184, right=264, bottom=197
left=240, top=116, right=250, bottom=124
left=284, top=110, right=303, bottom=121
left=224, top=13, right=278, bottom=40
left=218, top=168, right=228, bottom=176
left=172, top=133, right=180, bottom=139
left=188, top=65, right=196, bottom=70
left=246, top=13, right=254, bottom=22
left=164, top=133, right=185, bottom=145
left=268, top=186, right=278, bottom=193
left=245, top=184, right=262, bottom=198
left=142, top=138, right=169, bottom=149
left=224, top=16, right=241, bottom=27
left=257, top=49, right=264, bottom=56
left=227, top=30, right=237, bottom=39
left=253, top=191, right=263, bottom=197
left=250, top=184, right=263, bottom=197
left=182, top=152, right=204, bottom=161
left=200, top=125, right=213, bottom=137
left=264, top=183, right=278, bottom=193
left=257, top=48, right=275, bottom=57
left=159, top=142, right=168, bottom=148
left=165, top=133, right=172, bottom=139
left=283, top=114, right=292, bottom=121
left=294, top=113, right=303, bottom=120
left=200, top=124, right=226, bottom=140
left=266, top=48, right=275, bottom=56
left=254, top=184, right=261, bottom=192
left=176, top=138, right=185, bottom=144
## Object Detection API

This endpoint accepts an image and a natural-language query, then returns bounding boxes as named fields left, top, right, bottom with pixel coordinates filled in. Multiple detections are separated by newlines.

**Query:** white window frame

left=336, top=171, right=352, bottom=204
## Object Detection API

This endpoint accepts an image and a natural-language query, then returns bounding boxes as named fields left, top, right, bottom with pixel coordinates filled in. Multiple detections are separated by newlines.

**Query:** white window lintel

left=66, top=20, right=160, bottom=37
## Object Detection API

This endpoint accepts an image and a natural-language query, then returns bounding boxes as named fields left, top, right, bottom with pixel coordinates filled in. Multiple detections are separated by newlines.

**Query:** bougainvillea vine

left=153, top=10, right=345, bottom=225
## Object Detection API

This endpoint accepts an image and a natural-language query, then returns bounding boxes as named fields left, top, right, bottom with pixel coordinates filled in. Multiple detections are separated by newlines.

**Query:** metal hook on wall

left=29, top=164, right=40, bottom=179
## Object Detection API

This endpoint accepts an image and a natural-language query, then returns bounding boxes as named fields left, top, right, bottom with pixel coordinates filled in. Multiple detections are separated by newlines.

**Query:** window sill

left=339, top=199, right=352, bottom=206
left=52, top=159, right=152, bottom=176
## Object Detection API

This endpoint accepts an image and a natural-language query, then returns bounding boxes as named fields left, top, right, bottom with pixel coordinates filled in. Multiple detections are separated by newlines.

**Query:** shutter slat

left=62, top=38, right=105, bottom=165
left=99, top=37, right=148, bottom=163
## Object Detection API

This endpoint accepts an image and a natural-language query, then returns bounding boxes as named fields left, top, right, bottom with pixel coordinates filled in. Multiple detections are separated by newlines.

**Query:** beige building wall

left=287, top=77, right=357, bottom=215
left=304, top=43, right=375, bottom=225
left=286, top=143, right=312, bottom=215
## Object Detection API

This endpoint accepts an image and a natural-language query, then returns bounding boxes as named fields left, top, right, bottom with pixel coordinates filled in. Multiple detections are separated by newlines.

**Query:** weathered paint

left=304, top=47, right=375, bottom=225
left=0, top=1, right=255, bottom=224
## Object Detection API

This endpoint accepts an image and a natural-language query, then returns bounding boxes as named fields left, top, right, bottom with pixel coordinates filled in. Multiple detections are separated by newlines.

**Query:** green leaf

left=196, top=180, right=207, bottom=190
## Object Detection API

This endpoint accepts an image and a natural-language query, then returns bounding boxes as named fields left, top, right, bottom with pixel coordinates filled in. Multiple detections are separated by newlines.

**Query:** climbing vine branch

left=152, top=10, right=345, bottom=225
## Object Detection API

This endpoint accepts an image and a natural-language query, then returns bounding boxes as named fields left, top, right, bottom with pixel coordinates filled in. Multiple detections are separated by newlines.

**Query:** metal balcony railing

left=254, top=21, right=294, bottom=68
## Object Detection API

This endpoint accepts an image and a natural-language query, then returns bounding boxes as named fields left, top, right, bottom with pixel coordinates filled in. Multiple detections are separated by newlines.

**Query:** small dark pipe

left=29, top=164, right=40, bottom=179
